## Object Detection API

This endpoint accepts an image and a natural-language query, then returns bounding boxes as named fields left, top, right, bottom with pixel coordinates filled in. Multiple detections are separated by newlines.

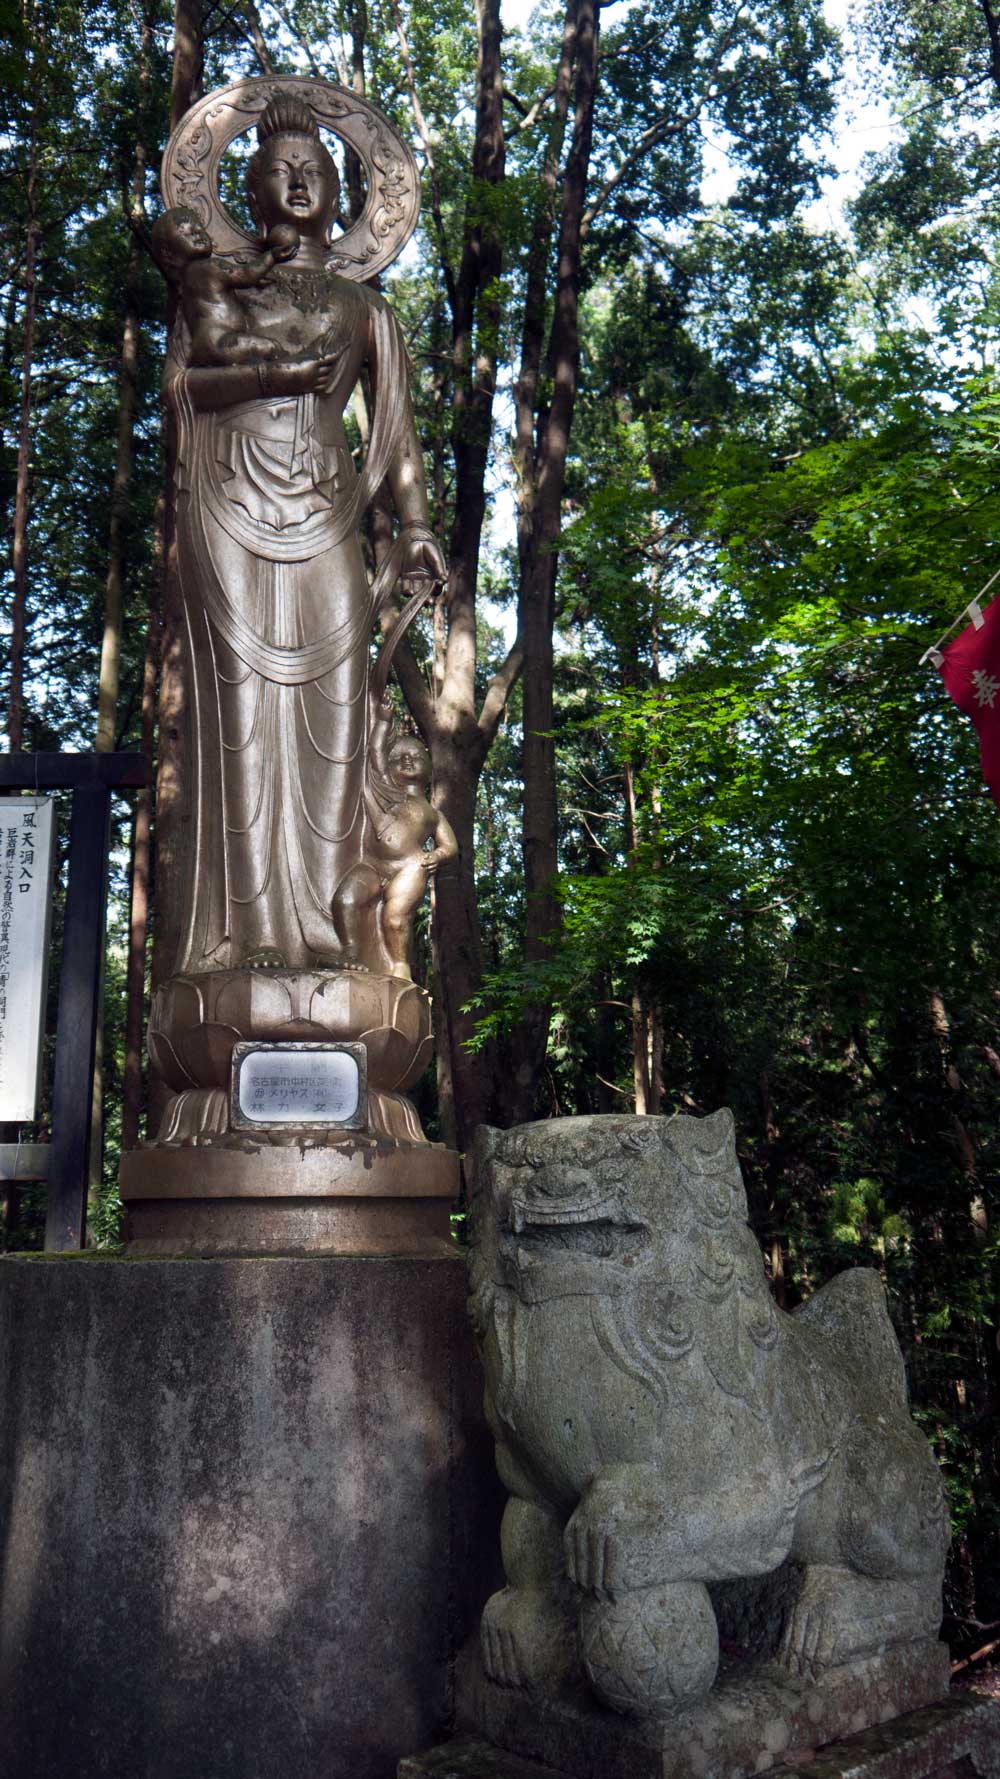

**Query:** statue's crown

left=256, top=93, right=320, bottom=144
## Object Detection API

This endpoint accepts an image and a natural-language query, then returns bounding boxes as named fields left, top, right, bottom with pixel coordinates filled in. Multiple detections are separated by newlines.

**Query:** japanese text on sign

left=234, top=1046, right=364, bottom=1126
left=0, top=798, right=55, bottom=1122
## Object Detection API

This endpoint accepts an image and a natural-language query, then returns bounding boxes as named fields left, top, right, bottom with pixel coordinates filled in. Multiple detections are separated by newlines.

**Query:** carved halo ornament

left=160, top=74, right=420, bottom=280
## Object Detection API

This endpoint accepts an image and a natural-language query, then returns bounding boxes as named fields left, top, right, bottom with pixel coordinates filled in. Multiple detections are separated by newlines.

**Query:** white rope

left=919, top=565, right=1000, bottom=667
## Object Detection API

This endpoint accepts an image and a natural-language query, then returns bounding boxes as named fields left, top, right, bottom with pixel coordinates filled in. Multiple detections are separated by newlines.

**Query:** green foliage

left=2, top=0, right=1000, bottom=1645
left=462, top=2, right=1000, bottom=1634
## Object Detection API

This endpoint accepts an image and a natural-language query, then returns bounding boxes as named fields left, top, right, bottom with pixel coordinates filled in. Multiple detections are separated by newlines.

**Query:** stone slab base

left=0, top=1253, right=502, bottom=1779
left=398, top=1693, right=1000, bottom=1778
left=442, top=1638, right=952, bottom=1779
left=400, top=1735, right=562, bottom=1777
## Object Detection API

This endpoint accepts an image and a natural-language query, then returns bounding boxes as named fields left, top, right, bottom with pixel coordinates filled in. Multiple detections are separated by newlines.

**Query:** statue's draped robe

left=170, top=302, right=409, bottom=973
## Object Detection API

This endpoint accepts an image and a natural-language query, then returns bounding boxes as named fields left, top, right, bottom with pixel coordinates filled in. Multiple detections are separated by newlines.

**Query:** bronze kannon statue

left=164, top=83, right=446, bottom=978
left=133, top=77, right=458, bottom=1174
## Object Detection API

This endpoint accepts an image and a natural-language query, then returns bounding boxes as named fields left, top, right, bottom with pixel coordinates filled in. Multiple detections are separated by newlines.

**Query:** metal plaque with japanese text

left=0, top=797, right=56, bottom=1122
left=231, top=1041, right=367, bottom=1131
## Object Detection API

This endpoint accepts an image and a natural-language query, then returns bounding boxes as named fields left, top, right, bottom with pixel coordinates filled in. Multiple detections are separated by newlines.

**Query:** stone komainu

left=467, top=1111, right=949, bottom=1718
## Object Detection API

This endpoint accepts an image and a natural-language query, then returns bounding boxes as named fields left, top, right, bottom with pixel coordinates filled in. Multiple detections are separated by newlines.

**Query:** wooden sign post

left=0, top=752, right=147, bottom=1250
left=0, top=797, right=55, bottom=1122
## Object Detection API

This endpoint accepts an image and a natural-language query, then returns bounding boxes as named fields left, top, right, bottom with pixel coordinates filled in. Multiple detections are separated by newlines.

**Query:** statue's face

left=249, top=133, right=339, bottom=239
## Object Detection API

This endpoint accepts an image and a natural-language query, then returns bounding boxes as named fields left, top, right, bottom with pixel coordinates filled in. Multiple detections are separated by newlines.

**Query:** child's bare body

left=366, top=732, right=457, bottom=977
left=152, top=207, right=298, bottom=367
left=332, top=697, right=457, bottom=978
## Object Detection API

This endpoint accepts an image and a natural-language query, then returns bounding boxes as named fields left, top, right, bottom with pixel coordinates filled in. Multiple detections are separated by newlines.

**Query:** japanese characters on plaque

left=231, top=1043, right=366, bottom=1130
left=0, top=797, right=55, bottom=1122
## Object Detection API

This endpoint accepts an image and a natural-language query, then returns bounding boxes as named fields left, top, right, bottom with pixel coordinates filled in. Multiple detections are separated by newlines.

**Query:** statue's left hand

left=399, top=530, right=446, bottom=591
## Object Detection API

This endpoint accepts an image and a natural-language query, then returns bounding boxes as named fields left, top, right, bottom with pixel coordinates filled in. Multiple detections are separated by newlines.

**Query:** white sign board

left=231, top=1042, right=367, bottom=1130
left=0, top=797, right=55, bottom=1122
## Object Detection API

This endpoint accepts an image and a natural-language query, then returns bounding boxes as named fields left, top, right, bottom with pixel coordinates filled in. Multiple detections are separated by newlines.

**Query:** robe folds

left=169, top=301, right=410, bottom=973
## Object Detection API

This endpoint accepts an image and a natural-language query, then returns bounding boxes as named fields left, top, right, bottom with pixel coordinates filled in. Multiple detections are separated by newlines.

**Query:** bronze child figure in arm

left=152, top=205, right=299, bottom=367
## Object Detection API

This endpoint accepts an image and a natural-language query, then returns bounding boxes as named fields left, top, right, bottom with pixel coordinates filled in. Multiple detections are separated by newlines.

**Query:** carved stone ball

left=579, top=1581, right=719, bottom=1718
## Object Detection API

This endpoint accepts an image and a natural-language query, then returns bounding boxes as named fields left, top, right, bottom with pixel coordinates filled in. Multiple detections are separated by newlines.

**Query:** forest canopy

left=1, top=0, right=1000, bottom=1656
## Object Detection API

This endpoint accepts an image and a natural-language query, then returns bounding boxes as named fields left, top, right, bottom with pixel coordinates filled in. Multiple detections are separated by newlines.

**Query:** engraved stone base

left=121, top=1138, right=460, bottom=1255
left=399, top=1693, right=1000, bottom=1779
left=439, top=1639, right=953, bottom=1779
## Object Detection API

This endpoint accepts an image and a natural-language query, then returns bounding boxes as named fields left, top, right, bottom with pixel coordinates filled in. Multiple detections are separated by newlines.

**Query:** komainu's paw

left=776, top=1563, right=937, bottom=1679
left=776, top=1570, right=841, bottom=1679
left=480, top=1586, right=575, bottom=1693
left=563, top=1464, right=666, bottom=1600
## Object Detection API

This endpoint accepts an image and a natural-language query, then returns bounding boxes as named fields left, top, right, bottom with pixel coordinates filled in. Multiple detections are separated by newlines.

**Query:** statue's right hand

left=267, top=358, right=322, bottom=396
left=268, top=352, right=341, bottom=397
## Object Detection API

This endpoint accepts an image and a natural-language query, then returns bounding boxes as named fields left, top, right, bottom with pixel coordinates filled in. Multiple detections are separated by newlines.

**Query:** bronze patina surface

left=122, top=1193, right=456, bottom=1257
left=124, top=78, right=458, bottom=1248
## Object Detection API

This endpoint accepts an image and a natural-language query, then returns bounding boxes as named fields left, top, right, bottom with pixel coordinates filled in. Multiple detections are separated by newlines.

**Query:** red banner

left=937, top=597, right=1000, bottom=807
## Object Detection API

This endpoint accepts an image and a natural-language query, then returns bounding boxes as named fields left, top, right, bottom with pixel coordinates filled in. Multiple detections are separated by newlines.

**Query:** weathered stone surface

left=0, top=1252, right=501, bottom=1779
left=400, top=1694, right=1000, bottom=1779
left=466, top=1111, right=949, bottom=1731
left=778, top=1692, right=1000, bottom=1776
left=453, top=1638, right=951, bottom=1779
left=120, top=1137, right=459, bottom=1255
left=399, top=1734, right=561, bottom=1778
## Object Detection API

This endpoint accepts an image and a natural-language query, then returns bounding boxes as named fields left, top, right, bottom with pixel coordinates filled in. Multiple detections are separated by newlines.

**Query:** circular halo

left=160, top=75, right=420, bottom=280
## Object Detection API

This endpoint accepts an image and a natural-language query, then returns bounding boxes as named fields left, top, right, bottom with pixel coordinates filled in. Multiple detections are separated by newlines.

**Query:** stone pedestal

left=0, top=1252, right=502, bottom=1779
left=437, top=1639, right=954, bottom=1779
left=400, top=1692, right=1000, bottom=1779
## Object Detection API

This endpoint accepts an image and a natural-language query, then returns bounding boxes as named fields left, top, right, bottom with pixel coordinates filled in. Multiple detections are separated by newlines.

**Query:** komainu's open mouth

left=506, top=1191, right=649, bottom=1268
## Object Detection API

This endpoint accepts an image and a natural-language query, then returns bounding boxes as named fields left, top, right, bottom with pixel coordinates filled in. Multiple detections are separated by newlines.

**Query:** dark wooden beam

left=0, top=751, right=147, bottom=790
left=45, top=784, right=112, bottom=1251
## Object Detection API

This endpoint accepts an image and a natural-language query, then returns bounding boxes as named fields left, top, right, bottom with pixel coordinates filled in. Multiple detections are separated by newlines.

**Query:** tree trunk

left=94, top=248, right=141, bottom=751
left=169, top=0, right=203, bottom=128
left=594, top=998, right=617, bottom=1112
left=8, top=102, right=39, bottom=751
left=122, top=497, right=163, bottom=1152
left=89, top=1, right=156, bottom=1206
left=392, top=0, right=508, bottom=1154
left=344, top=1, right=367, bottom=221
left=151, top=0, right=204, bottom=1000
left=95, top=0, right=155, bottom=751
left=649, top=1000, right=664, bottom=1113
left=632, top=987, right=650, bottom=1113
left=504, top=0, right=600, bottom=1123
